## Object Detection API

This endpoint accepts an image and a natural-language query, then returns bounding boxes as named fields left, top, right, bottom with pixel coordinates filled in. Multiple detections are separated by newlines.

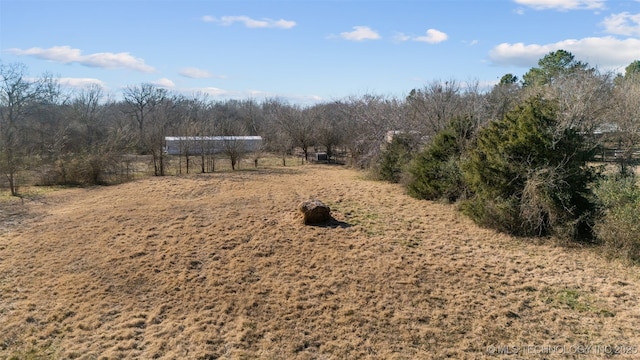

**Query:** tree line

left=3, top=51, right=640, bottom=259
left=0, top=66, right=471, bottom=193
left=1, top=51, right=639, bottom=195
left=0, top=64, right=408, bottom=193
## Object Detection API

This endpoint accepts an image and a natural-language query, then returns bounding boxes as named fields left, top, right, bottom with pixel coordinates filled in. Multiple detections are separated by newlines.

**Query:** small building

left=164, top=136, right=263, bottom=155
left=315, top=152, right=328, bottom=162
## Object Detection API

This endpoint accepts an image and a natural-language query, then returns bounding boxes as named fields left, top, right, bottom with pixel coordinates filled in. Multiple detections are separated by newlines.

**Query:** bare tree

left=262, top=98, right=293, bottom=165
left=485, top=74, right=523, bottom=122
left=122, top=83, right=167, bottom=153
left=311, top=102, right=346, bottom=162
left=24, top=73, right=72, bottom=186
left=284, top=104, right=315, bottom=163
left=458, top=79, right=491, bottom=129
left=0, top=62, right=51, bottom=195
left=73, top=84, right=105, bottom=146
left=184, top=93, right=220, bottom=173
left=176, top=134, right=196, bottom=175
left=340, top=94, right=403, bottom=168
left=405, top=79, right=461, bottom=136
left=608, top=75, right=640, bottom=173
left=263, top=98, right=314, bottom=163
left=66, top=89, right=132, bottom=185
left=199, top=115, right=218, bottom=173
left=541, top=68, right=614, bottom=138
left=239, top=99, right=263, bottom=135
left=102, top=102, right=138, bottom=182
left=218, top=118, right=248, bottom=170
left=143, top=94, right=177, bottom=176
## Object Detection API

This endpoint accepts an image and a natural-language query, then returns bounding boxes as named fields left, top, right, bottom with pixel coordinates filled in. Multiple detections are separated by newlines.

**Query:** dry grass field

left=1, top=164, right=639, bottom=359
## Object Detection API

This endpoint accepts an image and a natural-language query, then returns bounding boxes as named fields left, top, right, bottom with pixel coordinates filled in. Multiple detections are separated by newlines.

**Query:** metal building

left=164, top=136, right=263, bottom=155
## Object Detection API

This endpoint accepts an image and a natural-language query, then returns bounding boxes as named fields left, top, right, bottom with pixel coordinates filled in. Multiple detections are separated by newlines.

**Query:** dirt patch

left=1, top=165, right=639, bottom=359
left=0, top=199, right=29, bottom=234
left=0, top=192, right=53, bottom=235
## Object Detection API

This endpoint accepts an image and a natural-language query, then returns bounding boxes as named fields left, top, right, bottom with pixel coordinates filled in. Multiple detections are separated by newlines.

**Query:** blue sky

left=1, top=0, right=639, bottom=104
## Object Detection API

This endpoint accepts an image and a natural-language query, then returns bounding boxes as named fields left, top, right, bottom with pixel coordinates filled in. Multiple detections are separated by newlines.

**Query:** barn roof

left=165, top=136, right=262, bottom=141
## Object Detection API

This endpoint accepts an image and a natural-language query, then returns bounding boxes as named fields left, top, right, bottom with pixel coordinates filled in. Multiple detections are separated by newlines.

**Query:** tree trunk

left=2, top=130, right=20, bottom=196
left=8, top=172, right=17, bottom=196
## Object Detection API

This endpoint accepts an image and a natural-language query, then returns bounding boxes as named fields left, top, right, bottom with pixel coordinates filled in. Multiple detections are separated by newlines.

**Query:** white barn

left=164, top=136, right=263, bottom=155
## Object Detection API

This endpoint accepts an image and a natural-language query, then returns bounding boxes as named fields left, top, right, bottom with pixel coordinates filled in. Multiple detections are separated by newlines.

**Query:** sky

left=1, top=0, right=640, bottom=105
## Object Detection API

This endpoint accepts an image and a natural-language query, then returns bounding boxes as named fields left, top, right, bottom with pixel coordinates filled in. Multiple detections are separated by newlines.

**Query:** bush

left=594, top=174, right=640, bottom=262
left=407, top=130, right=464, bottom=201
left=38, top=151, right=121, bottom=186
left=375, top=133, right=418, bottom=183
left=461, top=96, right=597, bottom=240
left=406, top=116, right=474, bottom=202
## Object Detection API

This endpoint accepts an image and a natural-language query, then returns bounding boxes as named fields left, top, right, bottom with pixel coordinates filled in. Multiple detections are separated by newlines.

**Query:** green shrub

left=461, top=96, right=597, bottom=240
left=406, top=116, right=474, bottom=202
left=375, top=132, right=418, bottom=183
left=407, top=130, right=464, bottom=201
left=594, top=174, right=640, bottom=262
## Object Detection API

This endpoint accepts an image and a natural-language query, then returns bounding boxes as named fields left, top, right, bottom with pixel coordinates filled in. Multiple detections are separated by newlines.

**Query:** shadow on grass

left=306, top=216, right=352, bottom=229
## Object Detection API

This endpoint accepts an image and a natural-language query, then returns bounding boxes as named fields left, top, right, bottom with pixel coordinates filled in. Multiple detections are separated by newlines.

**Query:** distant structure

left=164, top=136, right=263, bottom=155
left=385, top=130, right=424, bottom=144
left=385, top=130, right=404, bottom=144
left=315, top=152, right=329, bottom=162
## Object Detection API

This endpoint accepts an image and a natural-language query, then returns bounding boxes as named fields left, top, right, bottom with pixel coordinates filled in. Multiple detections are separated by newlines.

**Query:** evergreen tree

left=624, top=60, right=640, bottom=80
left=462, top=96, right=597, bottom=240
left=522, top=50, right=589, bottom=87
left=376, top=132, right=418, bottom=183
left=407, top=116, right=474, bottom=202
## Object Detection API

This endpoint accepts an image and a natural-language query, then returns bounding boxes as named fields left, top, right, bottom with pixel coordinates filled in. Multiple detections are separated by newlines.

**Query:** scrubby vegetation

left=372, top=51, right=640, bottom=263
left=406, top=116, right=473, bottom=202
left=374, top=132, right=418, bottom=183
left=594, top=174, right=640, bottom=262
left=461, top=96, right=597, bottom=240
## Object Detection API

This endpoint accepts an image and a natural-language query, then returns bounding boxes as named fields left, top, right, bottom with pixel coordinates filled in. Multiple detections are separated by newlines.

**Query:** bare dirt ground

left=1, top=164, right=639, bottom=359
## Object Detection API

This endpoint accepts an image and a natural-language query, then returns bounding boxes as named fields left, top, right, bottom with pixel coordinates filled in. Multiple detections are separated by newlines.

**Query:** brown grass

left=1, top=164, right=639, bottom=359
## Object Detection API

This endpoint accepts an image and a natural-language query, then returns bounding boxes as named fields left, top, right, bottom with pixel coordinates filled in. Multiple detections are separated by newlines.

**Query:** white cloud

left=152, top=78, right=175, bottom=88
left=202, top=15, right=296, bottom=29
left=394, top=29, right=448, bottom=44
left=179, top=67, right=215, bottom=79
left=490, top=42, right=557, bottom=67
left=414, top=29, right=448, bottom=44
left=489, top=36, right=640, bottom=71
left=339, top=26, right=381, bottom=41
left=601, top=12, right=640, bottom=36
left=58, top=77, right=106, bottom=89
left=514, top=0, right=605, bottom=10
left=393, top=32, right=411, bottom=42
left=7, top=46, right=155, bottom=73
